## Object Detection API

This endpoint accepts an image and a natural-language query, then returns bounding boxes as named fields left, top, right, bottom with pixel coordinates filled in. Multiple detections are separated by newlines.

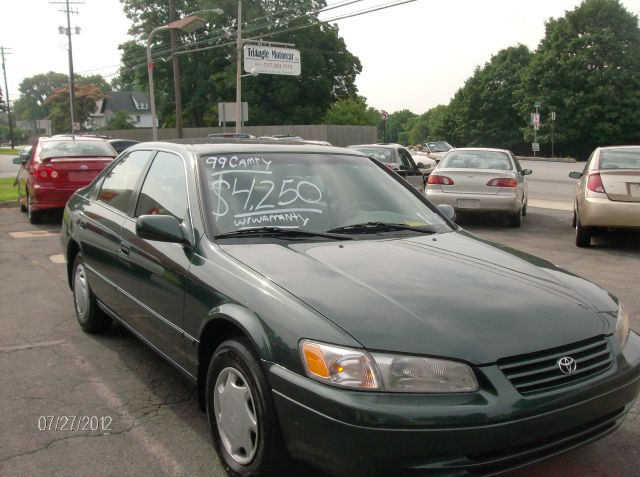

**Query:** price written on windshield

left=206, top=156, right=324, bottom=228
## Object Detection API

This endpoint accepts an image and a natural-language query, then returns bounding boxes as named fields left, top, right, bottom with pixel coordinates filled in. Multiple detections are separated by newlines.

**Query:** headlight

left=615, top=303, right=630, bottom=348
left=300, top=340, right=478, bottom=393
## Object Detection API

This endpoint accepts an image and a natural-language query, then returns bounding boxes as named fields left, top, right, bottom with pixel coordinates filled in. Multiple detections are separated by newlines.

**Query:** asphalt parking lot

left=1, top=200, right=639, bottom=476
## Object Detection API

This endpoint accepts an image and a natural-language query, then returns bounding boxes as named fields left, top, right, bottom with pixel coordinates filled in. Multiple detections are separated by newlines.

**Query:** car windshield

left=199, top=153, right=451, bottom=237
left=40, top=140, right=115, bottom=159
left=350, top=147, right=396, bottom=164
left=440, top=150, right=512, bottom=170
left=427, top=141, right=453, bottom=152
left=599, top=148, right=640, bottom=170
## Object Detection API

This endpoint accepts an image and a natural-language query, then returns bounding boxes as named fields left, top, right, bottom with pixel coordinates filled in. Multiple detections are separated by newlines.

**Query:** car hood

left=220, top=232, right=616, bottom=364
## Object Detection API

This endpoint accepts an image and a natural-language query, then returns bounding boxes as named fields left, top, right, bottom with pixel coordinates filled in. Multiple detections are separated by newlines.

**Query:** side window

left=98, top=150, right=151, bottom=213
left=135, top=151, right=188, bottom=223
left=583, top=151, right=595, bottom=175
left=511, top=153, right=523, bottom=173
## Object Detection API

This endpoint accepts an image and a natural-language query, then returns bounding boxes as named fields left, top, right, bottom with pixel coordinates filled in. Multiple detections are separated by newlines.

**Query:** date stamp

left=38, top=416, right=113, bottom=432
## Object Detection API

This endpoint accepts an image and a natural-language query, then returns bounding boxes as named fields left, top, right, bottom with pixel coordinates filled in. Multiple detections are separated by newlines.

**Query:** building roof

left=101, top=91, right=151, bottom=114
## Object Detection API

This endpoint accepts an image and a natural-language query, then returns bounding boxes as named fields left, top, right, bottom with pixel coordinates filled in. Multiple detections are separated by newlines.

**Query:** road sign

left=534, top=101, right=541, bottom=108
left=244, top=45, right=301, bottom=76
left=381, top=110, right=389, bottom=121
left=532, top=113, right=540, bottom=130
left=72, top=122, right=80, bottom=131
left=531, top=142, right=540, bottom=152
left=551, top=111, right=556, bottom=121
left=218, top=102, right=248, bottom=124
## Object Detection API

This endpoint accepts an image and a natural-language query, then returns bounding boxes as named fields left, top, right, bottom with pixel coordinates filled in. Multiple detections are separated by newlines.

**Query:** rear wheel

left=575, top=218, right=592, bottom=247
left=27, top=194, right=41, bottom=224
left=206, top=338, right=287, bottom=476
left=509, top=208, right=522, bottom=228
left=72, top=254, right=112, bottom=333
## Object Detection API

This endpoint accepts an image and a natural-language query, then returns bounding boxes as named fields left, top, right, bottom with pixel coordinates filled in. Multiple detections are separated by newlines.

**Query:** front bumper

left=268, top=334, right=640, bottom=476
left=426, top=189, right=521, bottom=214
left=579, top=196, right=640, bottom=228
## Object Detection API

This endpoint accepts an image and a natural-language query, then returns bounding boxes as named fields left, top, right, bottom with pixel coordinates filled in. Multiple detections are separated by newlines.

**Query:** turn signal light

left=427, top=175, right=455, bottom=185
left=586, top=172, right=606, bottom=194
left=486, top=178, right=517, bottom=187
left=302, top=342, right=330, bottom=378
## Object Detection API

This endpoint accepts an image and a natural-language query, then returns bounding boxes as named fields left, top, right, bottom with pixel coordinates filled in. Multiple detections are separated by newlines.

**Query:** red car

left=15, top=136, right=117, bottom=223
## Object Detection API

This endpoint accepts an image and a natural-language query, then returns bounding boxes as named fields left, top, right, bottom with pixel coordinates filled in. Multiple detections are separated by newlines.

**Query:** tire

left=18, top=188, right=27, bottom=213
left=509, top=208, right=522, bottom=228
left=72, top=254, right=112, bottom=333
left=575, top=218, right=591, bottom=247
left=206, top=338, right=287, bottom=476
left=27, top=194, right=41, bottom=224
left=572, top=210, right=577, bottom=228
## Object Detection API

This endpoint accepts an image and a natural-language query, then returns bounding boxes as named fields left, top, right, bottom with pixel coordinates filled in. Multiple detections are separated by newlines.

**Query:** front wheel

left=206, top=338, right=287, bottom=476
left=72, top=254, right=112, bottom=333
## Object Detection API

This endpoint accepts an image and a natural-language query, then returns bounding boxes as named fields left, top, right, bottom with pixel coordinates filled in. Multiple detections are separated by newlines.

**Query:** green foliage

left=404, top=105, right=451, bottom=145
left=516, top=0, right=640, bottom=159
left=106, top=110, right=136, bottom=129
left=0, top=85, right=5, bottom=111
left=323, top=97, right=378, bottom=125
left=116, top=0, right=361, bottom=127
left=0, top=178, right=18, bottom=202
left=380, top=109, right=416, bottom=144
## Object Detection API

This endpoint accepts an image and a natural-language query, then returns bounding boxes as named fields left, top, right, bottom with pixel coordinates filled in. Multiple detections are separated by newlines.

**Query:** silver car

left=569, top=145, right=640, bottom=247
left=426, top=148, right=531, bottom=227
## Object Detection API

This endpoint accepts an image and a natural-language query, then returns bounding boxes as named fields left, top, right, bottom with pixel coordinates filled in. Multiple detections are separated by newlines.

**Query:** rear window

left=599, top=148, right=640, bottom=170
left=440, top=151, right=512, bottom=170
left=40, top=140, right=115, bottom=159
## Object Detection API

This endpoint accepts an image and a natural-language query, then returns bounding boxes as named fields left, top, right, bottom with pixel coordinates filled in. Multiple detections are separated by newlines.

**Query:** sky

left=1, top=0, right=639, bottom=115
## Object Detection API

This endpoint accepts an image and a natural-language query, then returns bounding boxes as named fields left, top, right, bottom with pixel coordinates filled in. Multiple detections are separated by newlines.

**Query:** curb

left=0, top=200, right=18, bottom=209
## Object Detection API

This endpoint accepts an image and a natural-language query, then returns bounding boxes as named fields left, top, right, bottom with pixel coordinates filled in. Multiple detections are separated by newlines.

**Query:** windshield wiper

left=326, top=222, right=438, bottom=234
left=215, top=227, right=351, bottom=240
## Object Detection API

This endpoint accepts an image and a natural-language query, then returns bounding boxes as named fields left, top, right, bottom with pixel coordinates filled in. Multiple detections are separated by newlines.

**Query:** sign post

left=551, top=111, right=556, bottom=158
left=381, top=110, right=389, bottom=143
left=532, top=101, right=541, bottom=157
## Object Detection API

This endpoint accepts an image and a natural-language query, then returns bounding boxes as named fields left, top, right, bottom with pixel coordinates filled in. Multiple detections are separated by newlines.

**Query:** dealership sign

left=243, top=45, right=301, bottom=76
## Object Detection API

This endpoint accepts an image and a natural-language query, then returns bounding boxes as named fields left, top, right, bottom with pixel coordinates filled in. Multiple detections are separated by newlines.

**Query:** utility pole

left=235, top=0, right=242, bottom=133
left=169, top=0, right=184, bottom=138
left=51, top=0, right=83, bottom=134
left=0, top=46, right=15, bottom=148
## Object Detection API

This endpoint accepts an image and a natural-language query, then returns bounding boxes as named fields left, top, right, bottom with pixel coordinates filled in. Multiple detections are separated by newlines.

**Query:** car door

left=80, top=149, right=154, bottom=311
left=116, top=150, right=193, bottom=368
left=397, top=147, right=426, bottom=192
left=510, top=152, right=527, bottom=203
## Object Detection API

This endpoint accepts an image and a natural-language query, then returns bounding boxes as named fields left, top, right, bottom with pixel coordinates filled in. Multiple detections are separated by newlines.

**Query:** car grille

left=498, top=335, right=613, bottom=394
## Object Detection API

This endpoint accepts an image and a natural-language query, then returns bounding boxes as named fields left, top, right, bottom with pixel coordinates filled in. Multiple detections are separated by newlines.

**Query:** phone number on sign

left=38, top=415, right=113, bottom=432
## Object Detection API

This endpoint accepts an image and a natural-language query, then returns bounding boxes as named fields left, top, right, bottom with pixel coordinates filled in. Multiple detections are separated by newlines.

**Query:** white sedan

left=426, top=148, right=531, bottom=227
left=411, top=152, right=437, bottom=175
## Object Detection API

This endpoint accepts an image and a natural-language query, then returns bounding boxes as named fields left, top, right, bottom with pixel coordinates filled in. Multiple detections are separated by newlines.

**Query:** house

left=93, top=91, right=155, bottom=129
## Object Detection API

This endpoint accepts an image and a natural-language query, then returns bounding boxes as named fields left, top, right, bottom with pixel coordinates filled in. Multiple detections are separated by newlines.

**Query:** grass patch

left=0, top=177, right=19, bottom=202
left=0, top=148, right=20, bottom=155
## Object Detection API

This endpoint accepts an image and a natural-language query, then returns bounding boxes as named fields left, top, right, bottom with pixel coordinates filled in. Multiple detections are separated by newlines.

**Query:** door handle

left=119, top=243, right=130, bottom=256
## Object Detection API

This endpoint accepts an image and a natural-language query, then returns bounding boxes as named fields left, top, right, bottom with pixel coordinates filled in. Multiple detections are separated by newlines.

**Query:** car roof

left=349, top=144, right=401, bottom=150
left=447, top=147, right=510, bottom=153
left=40, top=135, right=110, bottom=143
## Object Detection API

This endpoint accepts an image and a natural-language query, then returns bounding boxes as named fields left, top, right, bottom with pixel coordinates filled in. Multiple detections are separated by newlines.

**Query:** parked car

left=348, top=143, right=426, bottom=191
left=410, top=151, right=437, bottom=175
left=423, top=140, right=454, bottom=162
left=108, top=138, right=139, bottom=154
left=61, top=140, right=639, bottom=476
left=426, top=147, right=531, bottom=227
left=14, top=136, right=117, bottom=223
left=569, top=145, right=640, bottom=247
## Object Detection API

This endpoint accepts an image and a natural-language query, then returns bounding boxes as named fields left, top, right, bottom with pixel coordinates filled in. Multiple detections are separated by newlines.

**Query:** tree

left=115, top=0, right=362, bottom=127
left=380, top=109, right=417, bottom=144
left=46, top=84, right=105, bottom=133
left=323, top=97, right=378, bottom=125
left=442, top=45, right=533, bottom=152
left=106, top=110, right=136, bottom=129
left=404, top=105, right=451, bottom=145
left=516, top=0, right=640, bottom=159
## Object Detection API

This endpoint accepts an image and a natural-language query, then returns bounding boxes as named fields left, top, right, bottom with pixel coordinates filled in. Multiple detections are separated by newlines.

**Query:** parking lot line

left=8, top=231, right=60, bottom=239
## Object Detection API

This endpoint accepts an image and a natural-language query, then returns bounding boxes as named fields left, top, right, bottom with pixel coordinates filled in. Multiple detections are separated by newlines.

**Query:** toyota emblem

left=557, top=356, right=577, bottom=375
left=80, top=164, right=88, bottom=170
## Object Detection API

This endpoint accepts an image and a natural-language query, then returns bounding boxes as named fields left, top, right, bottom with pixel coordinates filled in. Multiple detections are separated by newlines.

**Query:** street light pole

left=235, top=0, right=242, bottom=133
left=147, top=25, right=169, bottom=141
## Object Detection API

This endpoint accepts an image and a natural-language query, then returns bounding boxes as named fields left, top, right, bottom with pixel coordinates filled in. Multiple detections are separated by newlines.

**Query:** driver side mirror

left=522, top=169, right=532, bottom=176
left=568, top=171, right=582, bottom=179
left=437, top=204, right=456, bottom=222
left=12, top=157, right=26, bottom=165
left=416, top=162, right=425, bottom=169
